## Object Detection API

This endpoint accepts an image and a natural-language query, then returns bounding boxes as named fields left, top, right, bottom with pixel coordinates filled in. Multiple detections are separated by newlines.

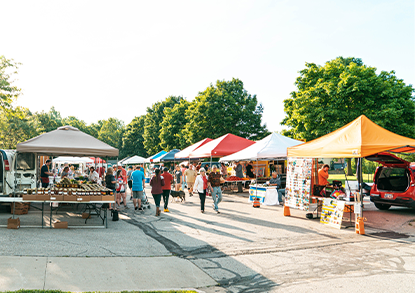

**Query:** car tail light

left=4, top=160, right=10, bottom=171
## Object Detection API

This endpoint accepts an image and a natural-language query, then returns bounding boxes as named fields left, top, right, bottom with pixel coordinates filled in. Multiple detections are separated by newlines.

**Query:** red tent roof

left=188, top=133, right=255, bottom=158
left=174, top=138, right=213, bottom=159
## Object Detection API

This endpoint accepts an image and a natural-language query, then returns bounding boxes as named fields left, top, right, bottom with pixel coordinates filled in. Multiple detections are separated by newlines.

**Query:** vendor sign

left=249, top=186, right=266, bottom=203
left=285, top=157, right=312, bottom=211
left=320, top=198, right=345, bottom=229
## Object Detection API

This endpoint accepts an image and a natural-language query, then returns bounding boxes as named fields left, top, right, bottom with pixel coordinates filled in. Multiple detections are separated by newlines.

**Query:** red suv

left=366, top=152, right=415, bottom=210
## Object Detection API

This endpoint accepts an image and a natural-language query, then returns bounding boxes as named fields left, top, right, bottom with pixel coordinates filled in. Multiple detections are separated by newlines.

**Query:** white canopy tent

left=53, top=156, right=94, bottom=164
left=122, top=155, right=146, bottom=165
left=219, top=133, right=303, bottom=162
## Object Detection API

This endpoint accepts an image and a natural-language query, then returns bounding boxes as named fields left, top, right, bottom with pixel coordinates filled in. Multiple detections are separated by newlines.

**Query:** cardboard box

left=10, top=203, right=29, bottom=215
left=76, top=196, right=90, bottom=202
left=81, top=213, right=91, bottom=219
left=102, top=195, right=115, bottom=201
left=7, top=217, right=20, bottom=229
left=49, top=195, right=64, bottom=201
left=22, top=194, right=37, bottom=201
left=36, top=194, right=50, bottom=200
left=64, top=195, right=77, bottom=201
left=53, top=221, right=68, bottom=229
left=89, top=195, right=102, bottom=201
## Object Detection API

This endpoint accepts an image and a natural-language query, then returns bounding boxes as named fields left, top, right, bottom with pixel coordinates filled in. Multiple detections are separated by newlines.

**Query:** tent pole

left=358, top=158, right=364, bottom=217
left=256, top=159, right=258, bottom=198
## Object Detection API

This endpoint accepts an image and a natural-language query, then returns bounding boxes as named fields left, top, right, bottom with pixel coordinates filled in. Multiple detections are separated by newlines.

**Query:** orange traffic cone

left=283, top=205, right=290, bottom=216
left=253, top=197, right=260, bottom=208
left=355, top=217, right=366, bottom=235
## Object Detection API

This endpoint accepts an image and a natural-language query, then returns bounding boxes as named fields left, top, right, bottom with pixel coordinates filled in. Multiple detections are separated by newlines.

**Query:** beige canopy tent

left=17, top=125, right=119, bottom=157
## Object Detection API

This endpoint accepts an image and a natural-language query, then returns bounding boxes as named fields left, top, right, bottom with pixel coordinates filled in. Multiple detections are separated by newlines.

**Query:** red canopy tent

left=174, top=138, right=213, bottom=159
left=90, top=157, right=106, bottom=163
left=188, top=133, right=255, bottom=158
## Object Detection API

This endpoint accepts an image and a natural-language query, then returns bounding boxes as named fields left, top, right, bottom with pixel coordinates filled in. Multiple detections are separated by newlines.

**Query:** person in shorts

left=184, top=164, right=197, bottom=196
left=127, top=166, right=133, bottom=199
left=131, top=166, right=146, bottom=211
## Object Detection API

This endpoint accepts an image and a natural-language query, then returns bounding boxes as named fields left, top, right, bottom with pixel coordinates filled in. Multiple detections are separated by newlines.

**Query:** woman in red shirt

left=150, top=169, right=165, bottom=216
left=162, top=167, right=173, bottom=213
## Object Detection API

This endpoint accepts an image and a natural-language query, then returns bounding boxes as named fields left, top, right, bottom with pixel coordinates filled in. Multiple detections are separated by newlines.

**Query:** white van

left=0, top=150, right=37, bottom=196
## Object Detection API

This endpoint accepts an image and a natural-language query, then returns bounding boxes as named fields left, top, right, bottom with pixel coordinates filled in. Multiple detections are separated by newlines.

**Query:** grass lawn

left=329, top=173, right=374, bottom=184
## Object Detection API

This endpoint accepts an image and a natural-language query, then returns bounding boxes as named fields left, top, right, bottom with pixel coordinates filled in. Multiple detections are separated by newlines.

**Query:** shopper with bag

left=150, top=169, right=165, bottom=216
left=194, top=168, right=209, bottom=213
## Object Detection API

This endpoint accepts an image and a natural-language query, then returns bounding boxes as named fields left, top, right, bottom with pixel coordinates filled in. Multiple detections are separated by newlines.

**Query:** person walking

left=150, top=169, right=165, bottom=216
left=174, top=165, right=182, bottom=191
left=105, top=167, right=117, bottom=210
left=208, top=165, right=223, bottom=214
left=116, top=169, right=128, bottom=209
left=127, top=166, right=133, bottom=199
left=131, top=166, right=145, bottom=211
left=184, top=164, right=197, bottom=196
left=162, top=167, right=173, bottom=212
left=234, top=161, right=244, bottom=193
left=194, top=168, right=208, bottom=213
left=181, top=164, right=187, bottom=191
left=220, top=163, right=228, bottom=179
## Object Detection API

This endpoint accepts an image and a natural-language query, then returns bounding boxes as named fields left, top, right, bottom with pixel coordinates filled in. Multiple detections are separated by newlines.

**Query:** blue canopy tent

left=145, top=150, right=167, bottom=163
left=153, top=149, right=181, bottom=162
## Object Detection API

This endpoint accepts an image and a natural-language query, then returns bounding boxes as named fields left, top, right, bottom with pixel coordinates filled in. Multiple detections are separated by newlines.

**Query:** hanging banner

left=285, top=157, right=312, bottom=211
left=320, top=198, right=345, bottom=229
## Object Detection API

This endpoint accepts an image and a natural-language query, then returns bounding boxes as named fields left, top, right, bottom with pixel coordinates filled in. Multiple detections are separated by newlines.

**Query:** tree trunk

left=346, top=158, right=353, bottom=176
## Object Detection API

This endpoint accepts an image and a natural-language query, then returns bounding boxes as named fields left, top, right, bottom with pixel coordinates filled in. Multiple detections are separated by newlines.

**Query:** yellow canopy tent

left=287, top=115, right=415, bottom=158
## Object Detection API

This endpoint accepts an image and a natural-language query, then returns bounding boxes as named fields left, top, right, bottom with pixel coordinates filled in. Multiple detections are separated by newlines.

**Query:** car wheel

left=374, top=203, right=391, bottom=210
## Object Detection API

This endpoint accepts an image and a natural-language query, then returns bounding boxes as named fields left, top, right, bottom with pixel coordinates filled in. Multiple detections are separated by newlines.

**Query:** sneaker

left=138, top=207, right=143, bottom=211
left=201, top=210, right=204, bottom=213
left=135, top=206, right=138, bottom=210
left=124, top=206, right=129, bottom=209
left=164, top=208, right=170, bottom=212
left=216, top=210, right=220, bottom=214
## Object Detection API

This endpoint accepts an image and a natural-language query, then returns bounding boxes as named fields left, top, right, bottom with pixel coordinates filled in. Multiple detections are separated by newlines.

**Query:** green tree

left=183, top=78, right=269, bottom=143
left=121, top=115, right=147, bottom=158
left=160, top=99, right=190, bottom=150
left=0, top=107, right=38, bottom=149
left=281, top=57, right=415, bottom=140
left=98, top=118, right=125, bottom=150
left=281, top=57, right=415, bottom=175
left=62, top=116, right=92, bottom=135
left=34, top=107, right=63, bottom=133
left=143, top=96, right=183, bottom=155
left=0, top=56, right=21, bottom=109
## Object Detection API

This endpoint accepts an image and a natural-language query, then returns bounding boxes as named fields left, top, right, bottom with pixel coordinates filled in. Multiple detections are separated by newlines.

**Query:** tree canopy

left=0, top=56, right=21, bottom=109
left=281, top=57, right=415, bottom=141
left=122, top=115, right=147, bottom=158
left=143, top=96, right=183, bottom=155
left=183, top=78, right=269, bottom=144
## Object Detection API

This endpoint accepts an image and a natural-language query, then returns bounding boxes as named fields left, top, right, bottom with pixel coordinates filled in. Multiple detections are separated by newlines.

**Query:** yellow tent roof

left=287, top=115, right=415, bottom=158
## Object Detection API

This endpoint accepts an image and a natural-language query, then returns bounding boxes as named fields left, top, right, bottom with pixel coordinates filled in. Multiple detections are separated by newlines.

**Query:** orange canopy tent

left=189, top=133, right=255, bottom=158
left=287, top=115, right=415, bottom=158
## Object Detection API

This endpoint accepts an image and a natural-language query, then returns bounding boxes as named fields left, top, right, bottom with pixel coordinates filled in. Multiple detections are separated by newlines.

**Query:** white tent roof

left=219, top=133, right=303, bottom=162
left=16, top=125, right=119, bottom=157
left=53, top=156, right=94, bottom=163
left=122, top=155, right=146, bottom=165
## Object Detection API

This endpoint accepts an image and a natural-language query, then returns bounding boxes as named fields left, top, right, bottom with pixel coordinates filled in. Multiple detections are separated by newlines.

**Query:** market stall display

left=285, top=157, right=313, bottom=211
left=286, top=115, right=415, bottom=233
left=249, top=185, right=279, bottom=205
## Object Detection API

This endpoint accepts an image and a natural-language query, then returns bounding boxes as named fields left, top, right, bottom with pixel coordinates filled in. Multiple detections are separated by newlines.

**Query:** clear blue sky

left=2, top=0, right=414, bottom=132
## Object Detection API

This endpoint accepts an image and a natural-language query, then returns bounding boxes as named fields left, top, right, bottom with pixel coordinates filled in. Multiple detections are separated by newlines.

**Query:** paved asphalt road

left=1, top=187, right=415, bottom=292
